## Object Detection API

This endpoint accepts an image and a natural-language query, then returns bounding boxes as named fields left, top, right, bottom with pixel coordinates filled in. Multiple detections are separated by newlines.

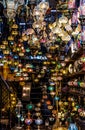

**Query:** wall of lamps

left=0, top=0, right=85, bottom=130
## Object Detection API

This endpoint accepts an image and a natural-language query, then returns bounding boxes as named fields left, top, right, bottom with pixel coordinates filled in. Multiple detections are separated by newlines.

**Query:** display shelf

left=69, top=90, right=85, bottom=97
left=61, top=45, right=85, bottom=129
left=65, top=59, right=74, bottom=66
left=65, top=47, right=83, bottom=66
left=63, top=70, right=85, bottom=79
left=76, top=118, right=85, bottom=130
left=71, top=47, right=83, bottom=60
left=69, top=85, right=85, bottom=90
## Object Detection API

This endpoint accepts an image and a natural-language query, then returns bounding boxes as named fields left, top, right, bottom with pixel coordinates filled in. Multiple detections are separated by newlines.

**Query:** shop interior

left=0, top=0, right=85, bottom=130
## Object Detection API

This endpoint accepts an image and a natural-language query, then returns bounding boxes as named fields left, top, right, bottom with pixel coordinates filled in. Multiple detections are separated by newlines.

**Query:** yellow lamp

left=8, top=35, right=14, bottom=41
left=2, top=40, right=8, bottom=45
left=12, top=24, right=18, bottom=29
left=59, top=15, right=68, bottom=24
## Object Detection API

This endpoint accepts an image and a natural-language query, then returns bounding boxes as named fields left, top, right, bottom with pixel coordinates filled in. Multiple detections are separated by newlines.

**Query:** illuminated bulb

left=18, top=64, right=22, bottom=67
left=28, top=68, right=33, bottom=72
left=24, top=77, right=29, bottom=80
left=17, top=47, right=20, bottom=51
left=49, top=24, right=53, bottom=29
left=26, top=87, right=31, bottom=90
left=16, top=72, right=21, bottom=76
left=19, top=52, right=24, bottom=56
left=62, top=70, right=67, bottom=74
left=18, top=44, right=22, bottom=47
left=14, top=61, right=19, bottom=66
left=21, top=46, right=24, bottom=50
left=20, top=77, right=24, bottom=81
left=48, top=105, right=53, bottom=110
left=12, top=97, right=16, bottom=100
left=23, top=93, right=26, bottom=96
left=59, top=15, right=68, bottom=24
left=60, top=62, right=66, bottom=67
left=12, top=101, right=16, bottom=104
left=62, top=35, right=71, bottom=41
left=50, top=91, right=56, bottom=96
left=23, top=87, right=26, bottom=90
left=65, top=24, right=72, bottom=32
left=52, top=26, right=61, bottom=34
left=11, top=94, right=14, bottom=97
left=2, top=40, right=8, bottom=45
left=0, top=45, right=6, bottom=49
left=22, top=68, right=27, bottom=72
left=38, top=0, right=49, bottom=14
left=68, top=0, right=76, bottom=9
left=58, top=30, right=66, bottom=37
left=22, top=73, right=28, bottom=77
left=8, top=61, right=12, bottom=65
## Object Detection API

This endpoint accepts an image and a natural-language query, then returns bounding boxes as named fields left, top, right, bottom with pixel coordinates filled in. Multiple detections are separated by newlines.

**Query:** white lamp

left=38, top=0, right=49, bottom=14
left=3, top=0, right=24, bottom=19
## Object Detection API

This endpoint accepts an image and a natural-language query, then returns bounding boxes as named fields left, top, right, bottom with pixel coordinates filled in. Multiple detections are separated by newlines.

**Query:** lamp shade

left=79, top=0, right=85, bottom=16
left=68, top=0, right=76, bottom=9
left=59, top=16, right=68, bottom=24
left=38, top=0, right=49, bottom=14
left=25, top=118, right=32, bottom=125
left=35, top=117, right=43, bottom=125
left=54, top=96, right=60, bottom=101
left=26, top=104, right=34, bottom=110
